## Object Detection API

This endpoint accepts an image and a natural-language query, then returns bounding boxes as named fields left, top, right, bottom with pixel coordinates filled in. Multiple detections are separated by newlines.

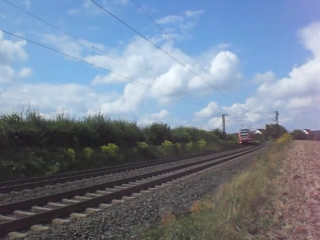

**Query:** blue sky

left=0, top=0, right=320, bottom=132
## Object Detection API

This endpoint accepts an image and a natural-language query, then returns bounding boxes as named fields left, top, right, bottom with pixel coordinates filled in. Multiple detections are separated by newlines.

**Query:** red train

left=238, top=129, right=254, bottom=144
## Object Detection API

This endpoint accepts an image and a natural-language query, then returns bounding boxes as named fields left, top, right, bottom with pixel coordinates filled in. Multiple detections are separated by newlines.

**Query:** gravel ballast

left=17, top=148, right=264, bottom=240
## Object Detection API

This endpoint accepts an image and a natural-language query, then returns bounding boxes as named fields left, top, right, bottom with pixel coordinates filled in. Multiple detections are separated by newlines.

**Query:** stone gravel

left=18, top=148, right=263, bottom=240
left=0, top=148, right=245, bottom=205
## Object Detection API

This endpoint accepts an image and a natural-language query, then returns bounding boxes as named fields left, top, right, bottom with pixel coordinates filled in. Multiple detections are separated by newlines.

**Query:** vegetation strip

left=0, top=145, right=263, bottom=237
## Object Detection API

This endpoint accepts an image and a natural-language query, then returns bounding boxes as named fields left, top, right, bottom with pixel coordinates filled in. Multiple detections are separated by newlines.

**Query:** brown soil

left=267, top=140, right=320, bottom=240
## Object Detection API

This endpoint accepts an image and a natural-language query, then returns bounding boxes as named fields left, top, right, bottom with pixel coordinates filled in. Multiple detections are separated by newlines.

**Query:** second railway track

left=0, top=146, right=243, bottom=193
left=0, top=145, right=264, bottom=238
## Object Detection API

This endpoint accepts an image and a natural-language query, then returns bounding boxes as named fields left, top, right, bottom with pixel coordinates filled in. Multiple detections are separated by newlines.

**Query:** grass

left=143, top=136, right=292, bottom=240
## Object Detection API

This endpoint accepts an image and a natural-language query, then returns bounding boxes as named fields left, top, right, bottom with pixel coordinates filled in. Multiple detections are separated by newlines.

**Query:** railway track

left=0, top=145, right=264, bottom=239
left=0, top=146, right=243, bottom=193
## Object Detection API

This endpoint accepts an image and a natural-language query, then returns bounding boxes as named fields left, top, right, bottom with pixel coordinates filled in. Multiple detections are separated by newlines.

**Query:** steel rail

left=0, top=146, right=243, bottom=191
left=0, top=146, right=256, bottom=214
left=0, top=145, right=264, bottom=237
left=0, top=146, right=246, bottom=193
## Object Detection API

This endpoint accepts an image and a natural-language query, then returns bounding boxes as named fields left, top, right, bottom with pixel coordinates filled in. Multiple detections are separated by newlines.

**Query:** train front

left=239, top=129, right=252, bottom=144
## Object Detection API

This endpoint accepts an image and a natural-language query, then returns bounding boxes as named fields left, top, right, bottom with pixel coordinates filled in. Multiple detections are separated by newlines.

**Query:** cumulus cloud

left=0, top=30, right=30, bottom=84
left=156, top=15, right=184, bottom=25
left=138, top=109, right=171, bottom=126
left=0, top=31, right=27, bottom=64
left=18, top=68, right=32, bottom=78
left=197, top=21, right=320, bottom=132
left=0, top=83, right=119, bottom=116
left=151, top=110, right=170, bottom=119
left=194, top=101, right=220, bottom=120
left=253, top=71, right=276, bottom=83
left=184, top=10, right=204, bottom=17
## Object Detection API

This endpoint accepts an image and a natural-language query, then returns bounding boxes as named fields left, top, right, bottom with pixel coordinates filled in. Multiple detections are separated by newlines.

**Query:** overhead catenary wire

left=90, top=0, right=227, bottom=93
left=129, top=0, right=275, bottom=122
left=2, top=0, right=206, bottom=107
left=0, top=29, right=206, bottom=107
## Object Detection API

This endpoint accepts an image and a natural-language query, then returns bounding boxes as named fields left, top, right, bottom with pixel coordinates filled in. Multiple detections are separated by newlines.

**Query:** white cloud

left=138, top=109, right=171, bottom=126
left=68, top=9, right=81, bottom=15
left=194, top=101, right=220, bottom=120
left=19, top=68, right=32, bottom=78
left=0, top=83, right=119, bottom=116
left=184, top=10, right=204, bottom=17
left=0, top=65, right=15, bottom=83
left=197, top=21, right=320, bottom=132
left=151, top=109, right=170, bottom=119
left=188, top=51, right=241, bottom=90
left=24, top=0, right=31, bottom=9
left=100, top=83, right=147, bottom=114
left=253, top=70, right=276, bottom=83
left=0, top=31, right=27, bottom=64
left=156, top=15, right=184, bottom=25
left=0, top=30, right=29, bottom=84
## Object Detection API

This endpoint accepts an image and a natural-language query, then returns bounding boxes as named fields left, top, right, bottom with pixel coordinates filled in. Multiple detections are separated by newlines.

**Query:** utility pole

left=222, top=114, right=228, bottom=141
left=275, top=111, right=279, bottom=138
left=275, top=111, right=279, bottom=125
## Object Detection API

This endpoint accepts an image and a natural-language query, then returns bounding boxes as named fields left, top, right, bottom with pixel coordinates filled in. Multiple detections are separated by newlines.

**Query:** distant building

left=254, top=129, right=265, bottom=135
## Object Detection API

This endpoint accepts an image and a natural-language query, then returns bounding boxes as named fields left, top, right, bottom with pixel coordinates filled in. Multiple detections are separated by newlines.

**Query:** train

left=238, top=129, right=255, bottom=145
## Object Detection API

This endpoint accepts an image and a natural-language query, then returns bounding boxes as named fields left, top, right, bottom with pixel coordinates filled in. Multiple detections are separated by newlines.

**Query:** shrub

left=101, top=143, right=119, bottom=157
left=197, top=139, right=207, bottom=150
left=186, top=142, right=194, bottom=154
left=83, top=147, right=94, bottom=161
left=137, top=141, right=149, bottom=149
left=161, top=140, right=173, bottom=155
left=66, top=148, right=76, bottom=163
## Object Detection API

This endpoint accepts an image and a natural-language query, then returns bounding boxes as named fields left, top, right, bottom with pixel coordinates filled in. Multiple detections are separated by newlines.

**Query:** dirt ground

left=268, top=140, right=320, bottom=240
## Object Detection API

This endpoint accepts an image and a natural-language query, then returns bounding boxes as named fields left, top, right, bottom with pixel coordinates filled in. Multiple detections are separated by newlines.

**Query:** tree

left=264, top=124, right=287, bottom=140
left=291, top=129, right=307, bottom=140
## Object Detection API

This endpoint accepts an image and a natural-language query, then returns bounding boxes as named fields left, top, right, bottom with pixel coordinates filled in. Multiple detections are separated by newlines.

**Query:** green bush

left=101, top=143, right=119, bottom=157
left=161, top=140, right=174, bottom=156
left=83, top=147, right=94, bottom=161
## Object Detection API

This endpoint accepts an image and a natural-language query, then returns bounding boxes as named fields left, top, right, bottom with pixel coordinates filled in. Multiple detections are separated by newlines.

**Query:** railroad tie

left=132, top=193, right=142, bottom=197
left=96, top=190, right=112, bottom=194
left=62, top=199, right=80, bottom=204
left=52, top=218, right=70, bottom=225
left=113, top=186, right=127, bottom=190
left=111, top=199, right=125, bottom=204
left=85, top=193, right=102, bottom=197
left=70, top=213, right=87, bottom=219
left=47, top=202, right=67, bottom=207
left=31, top=206, right=52, bottom=212
left=85, top=208, right=101, bottom=214
left=122, top=183, right=137, bottom=187
left=0, top=214, right=16, bottom=221
left=99, top=203, right=112, bottom=209
left=30, top=225, right=50, bottom=233
left=74, top=195, right=91, bottom=201
left=7, top=232, right=27, bottom=239
left=13, top=210, right=35, bottom=217
left=122, top=196, right=134, bottom=201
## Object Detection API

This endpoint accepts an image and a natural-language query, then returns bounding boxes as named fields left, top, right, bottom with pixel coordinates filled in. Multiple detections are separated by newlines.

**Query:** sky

left=0, top=0, right=320, bottom=133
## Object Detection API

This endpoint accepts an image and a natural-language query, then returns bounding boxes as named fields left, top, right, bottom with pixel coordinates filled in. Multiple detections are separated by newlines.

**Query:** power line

left=129, top=0, right=276, bottom=122
left=90, top=0, right=232, bottom=94
left=0, top=29, right=205, bottom=107
left=2, top=0, right=205, bottom=107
